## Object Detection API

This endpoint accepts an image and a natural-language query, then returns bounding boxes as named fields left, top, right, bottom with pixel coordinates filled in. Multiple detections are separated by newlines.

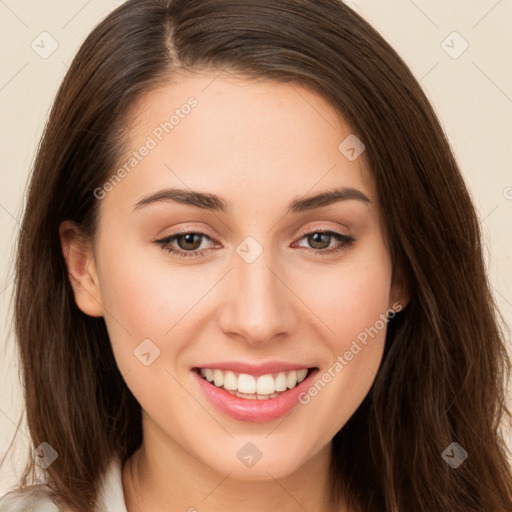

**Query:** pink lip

left=192, top=360, right=314, bottom=377
left=192, top=367, right=319, bottom=423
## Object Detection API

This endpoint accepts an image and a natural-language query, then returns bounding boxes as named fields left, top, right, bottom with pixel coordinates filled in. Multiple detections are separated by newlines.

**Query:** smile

left=196, top=367, right=310, bottom=399
left=191, top=365, right=320, bottom=422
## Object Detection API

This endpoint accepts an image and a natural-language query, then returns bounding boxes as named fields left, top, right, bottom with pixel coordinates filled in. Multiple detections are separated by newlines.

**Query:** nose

left=217, top=243, right=298, bottom=347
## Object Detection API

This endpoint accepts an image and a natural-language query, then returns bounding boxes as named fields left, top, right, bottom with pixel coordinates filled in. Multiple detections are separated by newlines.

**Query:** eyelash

left=154, top=228, right=355, bottom=259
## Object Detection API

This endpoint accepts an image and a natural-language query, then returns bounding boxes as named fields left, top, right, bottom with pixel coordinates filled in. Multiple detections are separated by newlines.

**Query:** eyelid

left=152, top=224, right=218, bottom=242
left=154, top=224, right=355, bottom=259
left=297, top=222, right=350, bottom=236
left=153, top=222, right=350, bottom=245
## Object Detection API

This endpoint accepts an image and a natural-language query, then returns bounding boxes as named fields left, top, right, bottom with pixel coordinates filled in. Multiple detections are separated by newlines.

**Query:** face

left=61, top=71, right=405, bottom=481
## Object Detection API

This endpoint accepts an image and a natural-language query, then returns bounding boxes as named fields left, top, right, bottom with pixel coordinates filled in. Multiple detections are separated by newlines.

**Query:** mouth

left=191, top=365, right=320, bottom=422
left=193, top=367, right=314, bottom=399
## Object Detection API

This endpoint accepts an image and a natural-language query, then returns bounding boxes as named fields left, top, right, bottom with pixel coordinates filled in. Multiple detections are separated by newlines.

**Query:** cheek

left=96, top=220, right=211, bottom=328
left=93, top=237, right=193, bottom=374
left=293, top=241, right=393, bottom=428
left=305, top=240, right=393, bottom=351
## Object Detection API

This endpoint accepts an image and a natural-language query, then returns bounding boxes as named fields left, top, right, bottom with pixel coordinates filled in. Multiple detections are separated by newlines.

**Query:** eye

left=154, top=229, right=355, bottom=259
left=154, top=231, right=217, bottom=258
left=292, top=230, right=355, bottom=256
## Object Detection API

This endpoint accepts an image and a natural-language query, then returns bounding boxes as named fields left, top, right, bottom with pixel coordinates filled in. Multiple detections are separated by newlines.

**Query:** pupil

left=180, top=234, right=200, bottom=250
left=310, top=233, right=329, bottom=249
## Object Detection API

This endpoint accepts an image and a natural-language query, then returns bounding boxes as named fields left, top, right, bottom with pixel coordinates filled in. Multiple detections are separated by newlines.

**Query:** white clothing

left=0, top=457, right=128, bottom=512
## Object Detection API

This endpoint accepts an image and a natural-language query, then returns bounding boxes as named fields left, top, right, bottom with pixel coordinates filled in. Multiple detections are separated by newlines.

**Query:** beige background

left=1, top=0, right=511, bottom=494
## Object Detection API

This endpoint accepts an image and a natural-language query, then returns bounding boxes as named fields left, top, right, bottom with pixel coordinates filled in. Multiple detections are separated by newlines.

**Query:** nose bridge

left=218, top=235, right=296, bottom=345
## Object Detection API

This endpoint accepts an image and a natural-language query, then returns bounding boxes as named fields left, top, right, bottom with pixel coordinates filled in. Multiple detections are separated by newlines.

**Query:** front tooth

left=275, top=372, right=288, bottom=392
left=238, top=373, right=256, bottom=394
left=223, top=371, right=238, bottom=390
left=287, top=370, right=298, bottom=389
left=213, top=369, right=224, bottom=387
left=256, top=374, right=276, bottom=395
left=297, top=369, right=308, bottom=383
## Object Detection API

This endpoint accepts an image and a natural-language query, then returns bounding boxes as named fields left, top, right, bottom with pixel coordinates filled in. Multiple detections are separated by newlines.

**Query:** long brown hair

left=4, top=0, right=512, bottom=510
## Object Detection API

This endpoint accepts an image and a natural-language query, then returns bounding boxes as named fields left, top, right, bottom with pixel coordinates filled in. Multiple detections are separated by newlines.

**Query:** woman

left=1, top=0, right=511, bottom=510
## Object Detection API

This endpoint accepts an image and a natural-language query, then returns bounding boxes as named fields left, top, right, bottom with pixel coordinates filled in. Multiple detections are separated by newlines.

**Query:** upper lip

left=193, top=360, right=317, bottom=377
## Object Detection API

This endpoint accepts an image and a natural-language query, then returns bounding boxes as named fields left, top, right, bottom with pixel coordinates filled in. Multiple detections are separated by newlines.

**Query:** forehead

left=100, top=70, right=376, bottom=215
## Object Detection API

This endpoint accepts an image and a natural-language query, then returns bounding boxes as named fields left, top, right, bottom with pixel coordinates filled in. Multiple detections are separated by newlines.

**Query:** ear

left=59, top=220, right=104, bottom=317
left=389, top=266, right=410, bottom=313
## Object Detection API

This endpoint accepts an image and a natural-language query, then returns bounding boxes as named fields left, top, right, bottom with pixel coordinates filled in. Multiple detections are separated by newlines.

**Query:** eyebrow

left=132, top=186, right=371, bottom=214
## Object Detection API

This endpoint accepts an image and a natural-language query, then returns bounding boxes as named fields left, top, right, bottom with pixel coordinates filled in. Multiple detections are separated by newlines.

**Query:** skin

left=60, top=71, right=408, bottom=512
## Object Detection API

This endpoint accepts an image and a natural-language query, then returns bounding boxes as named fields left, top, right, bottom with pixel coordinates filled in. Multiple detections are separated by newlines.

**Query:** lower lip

left=192, top=368, right=319, bottom=423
